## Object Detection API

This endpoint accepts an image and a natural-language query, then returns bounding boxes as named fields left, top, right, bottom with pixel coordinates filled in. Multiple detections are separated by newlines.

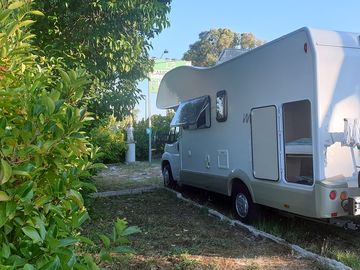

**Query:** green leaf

left=18, top=20, right=35, bottom=28
left=77, top=236, right=94, bottom=246
left=0, top=159, right=12, bottom=185
left=99, top=248, right=112, bottom=262
left=1, top=243, right=10, bottom=258
left=33, top=217, right=46, bottom=240
left=58, top=237, right=78, bottom=248
left=0, top=191, right=10, bottom=202
left=82, top=255, right=99, bottom=270
left=98, top=234, right=110, bottom=248
left=59, top=70, right=70, bottom=86
left=7, top=255, right=27, bottom=267
left=114, top=218, right=127, bottom=235
left=15, top=181, right=33, bottom=202
left=67, top=189, right=84, bottom=208
left=42, top=96, right=55, bottom=114
left=0, top=10, right=11, bottom=24
left=77, top=211, right=90, bottom=227
left=12, top=170, right=31, bottom=178
left=28, top=10, right=44, bottom=16
left=23, top=264, right=36, bottom=270
left=8, top=1, right=24, bottom=10
left=5, top=201, right=16, bottom=219
left=38, top=256, right=60, bottom=270
left=122, top=226, right=141, bottom=236
left=0, top=203, right=6, bottom=228
left=22, top=226, right=42, bottom=243
left=49, top=90, right=60, bottom=101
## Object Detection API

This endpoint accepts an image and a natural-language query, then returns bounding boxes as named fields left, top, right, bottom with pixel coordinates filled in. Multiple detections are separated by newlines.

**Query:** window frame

left=282, top=99, right=314, bottom=186
left=170, top=95, right=211, bottom=130
left=216, top=90, right=228, bottom=122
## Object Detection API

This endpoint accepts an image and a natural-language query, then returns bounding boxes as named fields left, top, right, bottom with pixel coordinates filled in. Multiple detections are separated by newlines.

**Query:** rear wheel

left=232, top=184, right=257, bottom=224
left=163, top=164, right=175, bottom=188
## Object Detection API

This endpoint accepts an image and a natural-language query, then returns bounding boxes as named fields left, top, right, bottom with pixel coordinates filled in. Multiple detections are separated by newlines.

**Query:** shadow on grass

left=83, top=189, right=318, bottom=270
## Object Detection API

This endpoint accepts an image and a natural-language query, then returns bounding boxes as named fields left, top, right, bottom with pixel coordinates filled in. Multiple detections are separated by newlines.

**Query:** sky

left=136, top=0, right=360, bottom=120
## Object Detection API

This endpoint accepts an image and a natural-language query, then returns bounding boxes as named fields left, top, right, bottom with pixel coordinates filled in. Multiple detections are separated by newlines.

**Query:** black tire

left=232, top=184, right=257, bottom=224
left=163, top=164, right=175, bottom=188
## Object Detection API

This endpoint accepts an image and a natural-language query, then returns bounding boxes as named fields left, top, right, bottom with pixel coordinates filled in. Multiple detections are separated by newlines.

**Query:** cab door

left=164, top=127, right=181, bottom=180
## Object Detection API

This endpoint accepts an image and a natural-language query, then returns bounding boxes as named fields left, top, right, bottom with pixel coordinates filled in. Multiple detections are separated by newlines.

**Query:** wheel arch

left=227, top=169, right=255, bottom=202
left=161, top=159, right=170, bottom=172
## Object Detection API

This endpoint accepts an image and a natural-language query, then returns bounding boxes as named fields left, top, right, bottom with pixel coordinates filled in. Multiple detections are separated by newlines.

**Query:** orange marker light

left=340, top=191, right=348, bottom=201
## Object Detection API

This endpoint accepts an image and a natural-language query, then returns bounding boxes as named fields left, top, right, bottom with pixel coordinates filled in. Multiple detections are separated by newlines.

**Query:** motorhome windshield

left=170, top=96, right=210, bottom=127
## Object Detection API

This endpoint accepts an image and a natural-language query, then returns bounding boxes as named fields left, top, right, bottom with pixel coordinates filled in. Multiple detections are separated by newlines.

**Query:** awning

left=156, top=65, right=209, bottom=109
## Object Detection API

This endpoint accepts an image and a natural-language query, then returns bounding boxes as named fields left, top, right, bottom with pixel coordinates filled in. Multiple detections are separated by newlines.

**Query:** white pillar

left=126, top=142, right=136, bottom=163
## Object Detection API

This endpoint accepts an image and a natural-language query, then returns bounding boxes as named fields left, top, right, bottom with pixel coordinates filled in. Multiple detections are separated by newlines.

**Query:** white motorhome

left=157, top=27, right=360, bottom=223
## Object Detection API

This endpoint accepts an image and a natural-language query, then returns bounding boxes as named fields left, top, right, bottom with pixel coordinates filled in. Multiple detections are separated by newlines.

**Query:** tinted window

left=170, top=96, right=211, bottom=129
left=216, top=90, right=227, bottom=122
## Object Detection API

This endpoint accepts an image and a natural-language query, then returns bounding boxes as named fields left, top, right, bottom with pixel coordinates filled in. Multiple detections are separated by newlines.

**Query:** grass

left=335, top=251, right=360, bottom=269
left=83, top=189, right=318, bottom=269
left=174, top=185, right=360, bottom=270
left=176, top=183, right=360, bottom=270
left=252, top=210, right=360, bottom=270
left=89, top=162, right=356, bottom=269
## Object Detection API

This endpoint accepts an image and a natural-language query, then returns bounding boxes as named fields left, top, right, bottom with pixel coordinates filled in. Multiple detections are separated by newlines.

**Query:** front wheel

left=163, top=164, right=175, bottom=188
left=232, top=185, right=258, bottom=224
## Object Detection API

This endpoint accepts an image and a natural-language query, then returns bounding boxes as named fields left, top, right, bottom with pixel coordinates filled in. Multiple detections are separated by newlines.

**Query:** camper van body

left=157, top=27, right=360, bottom=219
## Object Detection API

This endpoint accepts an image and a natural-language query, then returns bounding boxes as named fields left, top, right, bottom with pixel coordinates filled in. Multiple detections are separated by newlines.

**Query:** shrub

left=0, top=2, right=136, bottom=269
left=89, top=117, right=127, bottom=164
left=133, top=113, right=173, bottom=160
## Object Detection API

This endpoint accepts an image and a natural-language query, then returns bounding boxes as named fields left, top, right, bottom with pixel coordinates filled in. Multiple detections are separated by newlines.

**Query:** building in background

left=136, top=58, right=191, bottom=121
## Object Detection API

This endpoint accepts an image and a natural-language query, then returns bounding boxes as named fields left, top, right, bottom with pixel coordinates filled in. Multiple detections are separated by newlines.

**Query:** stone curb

left=164, top=187, right=351, bottom=270
left=89, top=185, right=160, bottom=198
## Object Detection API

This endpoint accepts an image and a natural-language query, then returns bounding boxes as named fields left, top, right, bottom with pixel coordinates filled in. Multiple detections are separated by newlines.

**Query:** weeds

left=334, top=251, right=360, bottom=270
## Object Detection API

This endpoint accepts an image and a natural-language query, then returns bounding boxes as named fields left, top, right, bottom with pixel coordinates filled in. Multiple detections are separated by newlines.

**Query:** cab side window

left=167, top=127, right=180, bottom=144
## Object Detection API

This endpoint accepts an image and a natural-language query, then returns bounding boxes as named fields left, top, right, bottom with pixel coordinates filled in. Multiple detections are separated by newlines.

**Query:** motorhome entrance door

left=250, top=106, right=279, bottom=181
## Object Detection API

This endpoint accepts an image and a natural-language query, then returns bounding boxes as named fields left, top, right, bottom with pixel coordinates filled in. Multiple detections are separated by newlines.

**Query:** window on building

left=216, top=90, right=227, bottom=122
left=283, top=100, right=313, bottom=185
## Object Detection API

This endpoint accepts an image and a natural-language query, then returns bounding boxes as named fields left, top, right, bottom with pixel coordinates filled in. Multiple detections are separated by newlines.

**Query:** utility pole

left=148, top=49, right=168, bottom=165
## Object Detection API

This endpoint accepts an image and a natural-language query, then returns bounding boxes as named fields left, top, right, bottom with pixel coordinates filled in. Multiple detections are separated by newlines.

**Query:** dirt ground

left=93, top=162, right=162, bottom=192
left=86, top=162, right=324, bottom=270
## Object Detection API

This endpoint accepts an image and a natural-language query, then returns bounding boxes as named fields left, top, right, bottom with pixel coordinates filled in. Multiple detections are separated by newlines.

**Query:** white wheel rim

left=235, top=193, right=249, bottom=218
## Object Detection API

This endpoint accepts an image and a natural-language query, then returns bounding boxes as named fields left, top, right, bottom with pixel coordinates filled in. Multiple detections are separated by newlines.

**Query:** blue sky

left=136, top=0, right=360, bottom=120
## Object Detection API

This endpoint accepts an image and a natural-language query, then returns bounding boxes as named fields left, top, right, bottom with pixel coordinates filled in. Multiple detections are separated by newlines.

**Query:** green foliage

left=95, top=218, right=141, bottom=264
left=89, top=117, right=127, bottom=164
left=134, top=113, right=173, bottom=160
left=183, top=28, right=265, bottom=67
left=0, top=3, right=90, bottom=269
left=0, top=2, right=136, bottom=269
left=31, top=0, right=172, bottom=120
left=133, top=119, right=149, bottom=161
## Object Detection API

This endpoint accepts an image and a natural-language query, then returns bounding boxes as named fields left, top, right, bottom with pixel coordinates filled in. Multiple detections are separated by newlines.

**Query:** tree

left=0, top=2, right=140, bottom=268
left=31, top=0, right=171, bottom=120
left=183, top=28, right=264, bottom=67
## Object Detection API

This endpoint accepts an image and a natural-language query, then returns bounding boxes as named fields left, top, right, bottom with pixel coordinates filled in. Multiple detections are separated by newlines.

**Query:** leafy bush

left=89, top=117, right=127, bottom=164
left=133, top=113, right=173, bottom=160
left=0, top=2, right=136, bottom=269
